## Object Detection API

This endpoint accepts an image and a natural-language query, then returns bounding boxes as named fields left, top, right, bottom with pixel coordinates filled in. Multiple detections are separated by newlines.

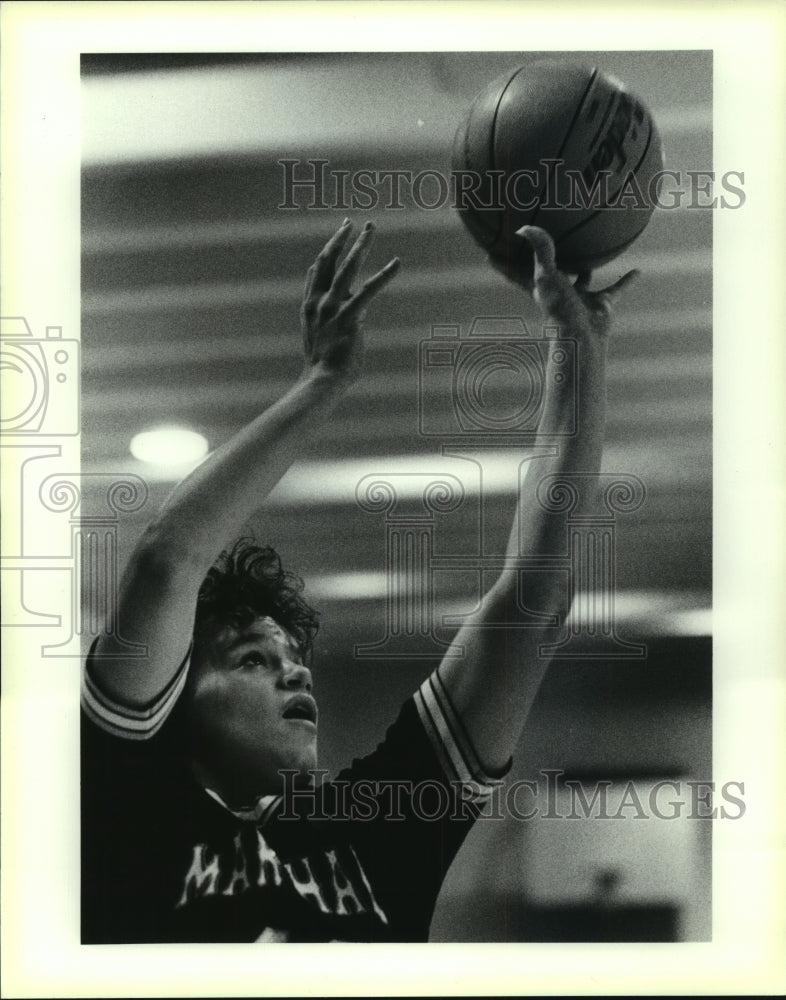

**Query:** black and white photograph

left=1, top=2, right=784, bottom=997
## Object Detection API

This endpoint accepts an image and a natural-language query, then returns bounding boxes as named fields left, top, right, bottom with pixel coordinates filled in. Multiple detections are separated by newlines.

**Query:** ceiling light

left=130, top=426, right=208, bottom=466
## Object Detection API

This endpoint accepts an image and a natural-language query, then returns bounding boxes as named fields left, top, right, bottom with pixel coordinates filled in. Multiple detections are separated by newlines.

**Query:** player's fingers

left=574, top=270, right=593, bottom=291
left=516, top=226, right=578, bottom=316
left=311, top=218, right=354, bottom=293
left=595, top=268, right=640, bottom=302
left=302, top=264, right=316, bottom=305
left=515, top=225, right=557, bottom=275
left=300, top=265, right=317, bottom=334
left=331, top=221, right=376, bottom=297
left=341, top=256, right=401, bottom=316
left=583, top=269, right=639, bottom=327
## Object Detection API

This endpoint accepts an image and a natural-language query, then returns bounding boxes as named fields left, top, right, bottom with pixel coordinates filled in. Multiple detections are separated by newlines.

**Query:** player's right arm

left=92, top=220, right=400, bottom=708
left=435, top=226, right=638, bottom=774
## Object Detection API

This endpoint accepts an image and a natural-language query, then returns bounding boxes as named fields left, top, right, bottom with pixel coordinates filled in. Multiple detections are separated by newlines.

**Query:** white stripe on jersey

left=82, top=645, right=508, bottom=802
left=414, top=667, right=507, bottom=800
left=81, top=643, right=191, bottom=740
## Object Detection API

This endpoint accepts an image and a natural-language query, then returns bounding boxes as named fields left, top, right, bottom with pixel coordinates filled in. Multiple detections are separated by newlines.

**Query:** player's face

left=185, top=615, right=317, bottom=804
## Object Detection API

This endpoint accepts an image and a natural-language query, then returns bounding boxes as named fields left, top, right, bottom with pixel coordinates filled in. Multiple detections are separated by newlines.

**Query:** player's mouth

left=281, top=694, right=318, bottom=728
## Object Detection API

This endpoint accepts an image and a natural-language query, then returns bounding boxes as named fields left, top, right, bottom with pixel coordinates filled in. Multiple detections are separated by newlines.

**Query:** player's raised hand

left=515, top=225, right=638, bottom=338
left=300, top=220, right=401, bottom=384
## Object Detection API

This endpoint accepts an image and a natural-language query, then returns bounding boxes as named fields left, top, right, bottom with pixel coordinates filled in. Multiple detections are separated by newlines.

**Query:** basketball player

left=82, top=219, right=636, bottom=942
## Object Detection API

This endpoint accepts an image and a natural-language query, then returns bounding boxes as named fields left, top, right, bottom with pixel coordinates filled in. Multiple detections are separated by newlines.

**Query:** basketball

left=452, top=60, right=664, bottom=275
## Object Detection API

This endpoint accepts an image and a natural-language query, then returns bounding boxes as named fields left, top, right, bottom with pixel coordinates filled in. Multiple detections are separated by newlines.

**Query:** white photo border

left=1, top=1, right=785, bottom=996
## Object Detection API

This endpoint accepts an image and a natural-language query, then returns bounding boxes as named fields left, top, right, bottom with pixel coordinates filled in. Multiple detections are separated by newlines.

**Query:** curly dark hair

left=193, top=537, right=320, bottom=655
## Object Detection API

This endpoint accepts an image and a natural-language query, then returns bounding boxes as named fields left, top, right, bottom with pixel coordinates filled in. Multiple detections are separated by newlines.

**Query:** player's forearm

left=435, top=228, right=635, bottom=774
left=151, top=368, right=346, bottom=570
left=494, top=333, right=608, bottom=609
left=93, top=369, right=347, bottom=705
left=93, top=224, right=399, bottom=709
left=438, top=333, right=610, bottom=771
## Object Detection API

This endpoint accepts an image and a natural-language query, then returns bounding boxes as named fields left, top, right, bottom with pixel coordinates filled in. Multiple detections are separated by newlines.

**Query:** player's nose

left=280, top=659, right=313, bottom=693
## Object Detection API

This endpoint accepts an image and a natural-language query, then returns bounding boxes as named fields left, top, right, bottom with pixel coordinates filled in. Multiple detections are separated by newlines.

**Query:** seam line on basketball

left=588, top=90, right=618, bottom=150
left=554, top=120, right=656, bottom=250
left=488, top=64, right=531, bottom=238
left=555, top=229, right=645, bottom=271
left=531, top=67, right=599, bottom=229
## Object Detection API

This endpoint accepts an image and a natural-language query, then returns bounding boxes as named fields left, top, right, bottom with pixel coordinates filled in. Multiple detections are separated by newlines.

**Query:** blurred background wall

left=78, top=50, right=712, bottom=941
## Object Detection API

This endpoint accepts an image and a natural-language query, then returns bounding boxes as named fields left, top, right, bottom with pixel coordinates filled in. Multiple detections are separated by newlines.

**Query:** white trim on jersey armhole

left=81, top=643, right=192, bottom=741
left=414, top=667, right=509, bottom=801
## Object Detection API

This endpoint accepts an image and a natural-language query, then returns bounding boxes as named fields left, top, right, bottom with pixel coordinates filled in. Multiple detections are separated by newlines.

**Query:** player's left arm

left=436, top=226, right=638, bottom=773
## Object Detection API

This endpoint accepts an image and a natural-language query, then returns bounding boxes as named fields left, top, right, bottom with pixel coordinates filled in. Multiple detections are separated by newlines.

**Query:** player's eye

left=238, top=651, right=267, bottom=669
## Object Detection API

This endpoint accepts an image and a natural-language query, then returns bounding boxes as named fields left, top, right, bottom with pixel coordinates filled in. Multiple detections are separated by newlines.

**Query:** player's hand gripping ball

left=517, top=225, right=639, bottom=340
left=452, top=60, right=664, bottom=285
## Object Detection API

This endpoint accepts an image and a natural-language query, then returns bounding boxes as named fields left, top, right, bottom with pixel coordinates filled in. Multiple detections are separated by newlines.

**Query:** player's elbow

left=128, top=519, right=213, bottom=590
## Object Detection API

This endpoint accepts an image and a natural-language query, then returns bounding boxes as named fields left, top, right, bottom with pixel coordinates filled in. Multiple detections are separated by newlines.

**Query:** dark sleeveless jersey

left=81, top=649, right=508, bottom=942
